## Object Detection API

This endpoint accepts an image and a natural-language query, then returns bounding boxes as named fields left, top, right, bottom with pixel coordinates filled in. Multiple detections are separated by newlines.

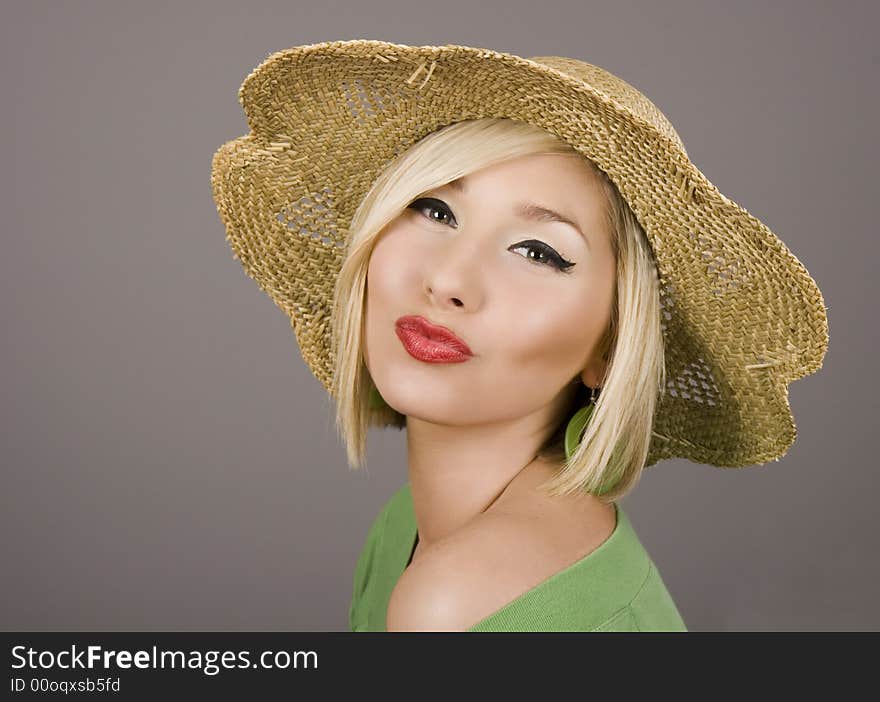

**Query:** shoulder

left=355, top=484, right=413, bottom=570
left=385, top=511, right=567, bottom=632
left=368, top=483, right=413, bottom=534
left=360, top=485, right=407, bottom=543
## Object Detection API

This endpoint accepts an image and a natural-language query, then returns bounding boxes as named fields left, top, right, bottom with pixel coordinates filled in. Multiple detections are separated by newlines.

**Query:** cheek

left=367, top=225, right=424, bottom=300
left=493, top=283, right=611, bottom=373
left=364, top=227, right=423, bottom=370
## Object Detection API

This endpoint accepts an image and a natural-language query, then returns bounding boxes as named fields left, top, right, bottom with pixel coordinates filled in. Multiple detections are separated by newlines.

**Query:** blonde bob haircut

left=330, top=117, right=665, bottom=504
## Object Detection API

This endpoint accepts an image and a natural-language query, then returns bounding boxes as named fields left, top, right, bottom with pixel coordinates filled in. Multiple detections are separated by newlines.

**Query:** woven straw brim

left=210, top=39, right=829, bottom=469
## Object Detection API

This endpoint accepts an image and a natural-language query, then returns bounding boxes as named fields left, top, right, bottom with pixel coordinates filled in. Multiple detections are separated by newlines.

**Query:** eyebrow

left=446, top=178, right=590, bottom=249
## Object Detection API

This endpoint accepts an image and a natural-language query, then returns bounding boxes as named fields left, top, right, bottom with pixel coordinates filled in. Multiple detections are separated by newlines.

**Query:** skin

left=363, top=152, right=618, bottom=630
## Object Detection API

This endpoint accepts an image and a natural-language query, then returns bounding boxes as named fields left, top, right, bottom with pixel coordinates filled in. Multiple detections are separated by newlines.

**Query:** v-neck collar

left=397, top=482, right=624, bottom=575
left=390, top=482, right=646, bottom=631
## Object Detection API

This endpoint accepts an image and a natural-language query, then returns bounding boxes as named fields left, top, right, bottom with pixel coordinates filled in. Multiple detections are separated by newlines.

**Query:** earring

left=564, top=385, right=600, bottom=461
left=369, top=383, right=388, bottom=409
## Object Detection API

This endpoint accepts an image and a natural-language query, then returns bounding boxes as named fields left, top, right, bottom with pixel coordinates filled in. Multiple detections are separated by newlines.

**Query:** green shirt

left=349, top=482, right=688, bottom=632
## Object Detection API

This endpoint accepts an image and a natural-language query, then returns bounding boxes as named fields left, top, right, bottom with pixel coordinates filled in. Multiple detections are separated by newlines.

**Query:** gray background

left=2, top=0, right=876, bottom=631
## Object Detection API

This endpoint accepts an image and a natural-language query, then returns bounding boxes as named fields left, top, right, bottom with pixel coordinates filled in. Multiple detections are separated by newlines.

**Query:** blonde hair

left=330, top=117, right=665, bottom=503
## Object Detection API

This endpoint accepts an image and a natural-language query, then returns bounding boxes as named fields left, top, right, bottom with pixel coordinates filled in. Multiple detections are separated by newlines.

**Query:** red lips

left=395, top=315, right=474, bottom=363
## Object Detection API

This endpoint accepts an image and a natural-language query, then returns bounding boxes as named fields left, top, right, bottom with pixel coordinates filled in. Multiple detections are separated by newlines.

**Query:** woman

left=210, top=40, right=829, bottom=632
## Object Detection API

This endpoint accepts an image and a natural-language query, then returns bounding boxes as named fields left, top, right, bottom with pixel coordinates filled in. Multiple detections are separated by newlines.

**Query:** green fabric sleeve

left=348, top=500, right=390, bottom=632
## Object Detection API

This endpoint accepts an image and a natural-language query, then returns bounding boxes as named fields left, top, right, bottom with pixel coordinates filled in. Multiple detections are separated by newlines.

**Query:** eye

left=509, top=240, right=576, bottom=274
left=407, top=197, right=456, bottom=227
left=406, top=197, right=576, bottom=274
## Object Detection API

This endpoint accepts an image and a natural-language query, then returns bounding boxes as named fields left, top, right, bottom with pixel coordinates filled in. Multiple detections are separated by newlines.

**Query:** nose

left=423, top=229, right=489, bottom=310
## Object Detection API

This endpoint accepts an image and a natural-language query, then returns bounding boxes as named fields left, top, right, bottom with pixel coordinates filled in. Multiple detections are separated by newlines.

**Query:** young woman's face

left=364, top=152, right=616, bottom=426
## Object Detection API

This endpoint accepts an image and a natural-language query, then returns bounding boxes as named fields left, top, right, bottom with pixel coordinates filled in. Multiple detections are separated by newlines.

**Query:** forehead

left=438, top=153, right=609, bottom=238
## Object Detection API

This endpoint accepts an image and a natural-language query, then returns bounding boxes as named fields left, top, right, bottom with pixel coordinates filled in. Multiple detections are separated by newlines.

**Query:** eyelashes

left=406, top=197, right=576, bottom=274
left=410, top=197, right=456, bottom=227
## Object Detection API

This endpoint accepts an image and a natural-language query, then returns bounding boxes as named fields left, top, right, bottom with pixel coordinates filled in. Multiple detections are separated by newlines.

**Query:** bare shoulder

left=385, top=503, right=616, bottom=632
left=385, top=512, right=539, bottom=631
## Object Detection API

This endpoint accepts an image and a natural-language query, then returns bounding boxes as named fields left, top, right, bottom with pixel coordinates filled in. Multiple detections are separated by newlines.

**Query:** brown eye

left=408, top=198, right=456, bottom=227
left=406, top=199, right=576, bottom=275
left=509, top=240, right=576, bottom=274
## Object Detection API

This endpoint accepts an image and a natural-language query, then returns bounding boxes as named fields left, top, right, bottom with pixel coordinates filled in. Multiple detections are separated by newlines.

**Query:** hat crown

left=528, top=55, right=687, bottom=157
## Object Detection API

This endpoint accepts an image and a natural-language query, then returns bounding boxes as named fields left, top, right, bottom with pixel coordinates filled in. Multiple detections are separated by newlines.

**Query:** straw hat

left=210, top=39, right=829, bottom=469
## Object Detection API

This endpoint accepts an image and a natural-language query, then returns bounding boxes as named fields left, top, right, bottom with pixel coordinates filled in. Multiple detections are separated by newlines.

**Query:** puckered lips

left=394, top=315, right=474, bottom=363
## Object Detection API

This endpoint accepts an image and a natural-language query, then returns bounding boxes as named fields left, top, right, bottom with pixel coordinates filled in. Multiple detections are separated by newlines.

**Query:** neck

left=404, top=408, right=563, bottom=549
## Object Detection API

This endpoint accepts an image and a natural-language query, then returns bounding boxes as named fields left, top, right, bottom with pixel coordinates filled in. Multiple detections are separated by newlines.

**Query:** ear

left=580, top=321, right=614, bottom=389
left=579, top=357, right=607, bottom=390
